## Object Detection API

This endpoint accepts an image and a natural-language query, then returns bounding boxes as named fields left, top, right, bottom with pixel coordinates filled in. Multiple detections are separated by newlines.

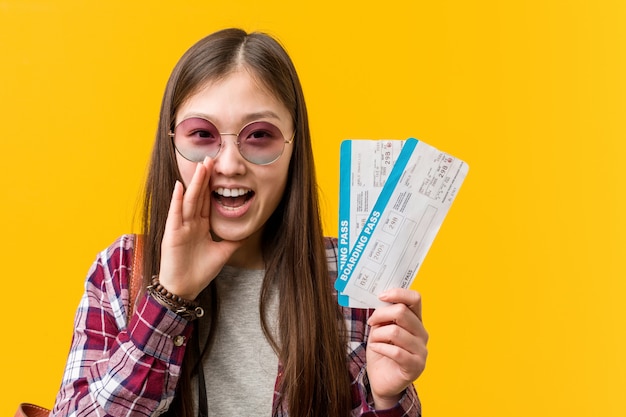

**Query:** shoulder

left=324, top=236, right=338, bottom=249
left=83, top=234, right=140, bottom=327
left=93, top=234, right=138, bottom=269
left=98, top=233, right=137, bottom=260
left=87, top=234, right=139, bottom=292
left=323, top=236, right=338, bottom=270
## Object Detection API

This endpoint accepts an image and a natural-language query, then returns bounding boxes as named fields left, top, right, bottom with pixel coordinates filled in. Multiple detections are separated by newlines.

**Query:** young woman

left=52, top=28, right=428, bottom=417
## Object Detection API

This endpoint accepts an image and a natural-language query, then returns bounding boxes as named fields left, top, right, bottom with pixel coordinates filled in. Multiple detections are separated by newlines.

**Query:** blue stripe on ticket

left=337, top=140, right=353, bottom=306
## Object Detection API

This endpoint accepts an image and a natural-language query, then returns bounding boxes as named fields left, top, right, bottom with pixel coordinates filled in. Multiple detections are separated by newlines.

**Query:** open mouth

left=213, top=187, right=254, bottom=209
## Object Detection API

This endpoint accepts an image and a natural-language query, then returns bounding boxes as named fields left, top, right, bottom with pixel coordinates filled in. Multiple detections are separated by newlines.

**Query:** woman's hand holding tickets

left=366, top=288, right=429, bottom=410
left=159, top=157, right=242, bottom=300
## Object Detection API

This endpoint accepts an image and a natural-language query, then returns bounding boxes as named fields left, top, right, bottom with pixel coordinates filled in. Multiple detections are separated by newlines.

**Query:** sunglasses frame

left=168, top=117, right=295, bottom=166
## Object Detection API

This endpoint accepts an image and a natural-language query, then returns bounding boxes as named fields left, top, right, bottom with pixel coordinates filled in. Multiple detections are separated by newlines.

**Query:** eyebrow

left=243, top=111, right=283, bottom=122
left=183, top=111, right=284, bottom=125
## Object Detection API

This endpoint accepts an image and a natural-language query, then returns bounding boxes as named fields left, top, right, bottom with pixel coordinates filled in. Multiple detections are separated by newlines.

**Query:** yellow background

left=2, top=0, right=625, bottom=416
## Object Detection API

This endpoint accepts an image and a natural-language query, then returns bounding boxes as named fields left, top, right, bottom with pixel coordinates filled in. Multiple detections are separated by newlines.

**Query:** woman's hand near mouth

left=158, top=157, right=244, bottom=300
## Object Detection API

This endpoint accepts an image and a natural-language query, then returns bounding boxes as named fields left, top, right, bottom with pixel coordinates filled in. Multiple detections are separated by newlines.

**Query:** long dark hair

left=141, top=28, right=351, bottom=417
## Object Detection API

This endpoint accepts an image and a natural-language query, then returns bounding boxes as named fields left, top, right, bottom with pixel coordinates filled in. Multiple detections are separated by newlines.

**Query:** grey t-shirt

left=192, top=266, right=279, bottom=416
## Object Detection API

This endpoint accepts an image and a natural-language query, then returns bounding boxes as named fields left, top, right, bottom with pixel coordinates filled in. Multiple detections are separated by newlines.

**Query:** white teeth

left=216, top=187, right=250, bottom=197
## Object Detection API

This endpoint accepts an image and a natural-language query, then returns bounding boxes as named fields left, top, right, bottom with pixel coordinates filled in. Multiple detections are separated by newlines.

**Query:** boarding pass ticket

left=335, top=138, right=469, bottom=308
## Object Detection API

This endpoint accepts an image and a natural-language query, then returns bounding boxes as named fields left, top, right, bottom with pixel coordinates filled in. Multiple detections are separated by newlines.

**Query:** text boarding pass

left=335, top=138, right=469, bottom=308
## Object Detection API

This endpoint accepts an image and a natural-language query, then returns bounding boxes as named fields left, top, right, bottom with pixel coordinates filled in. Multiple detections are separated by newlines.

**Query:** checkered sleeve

left=51, top=235, right=193, bottom=417
left=324, top=237, right=422, bottom=417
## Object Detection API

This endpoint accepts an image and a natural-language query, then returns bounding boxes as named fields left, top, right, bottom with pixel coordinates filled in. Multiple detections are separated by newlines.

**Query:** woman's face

left=174, top=69, right=294, bottom=263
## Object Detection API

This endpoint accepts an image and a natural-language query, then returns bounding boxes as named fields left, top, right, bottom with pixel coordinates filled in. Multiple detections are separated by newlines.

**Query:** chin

left=210, top=225, right=254, bottom=243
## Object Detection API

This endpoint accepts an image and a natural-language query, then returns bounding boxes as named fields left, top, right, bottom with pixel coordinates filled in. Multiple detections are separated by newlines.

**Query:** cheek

left=262, top=161, right=291, bottom=204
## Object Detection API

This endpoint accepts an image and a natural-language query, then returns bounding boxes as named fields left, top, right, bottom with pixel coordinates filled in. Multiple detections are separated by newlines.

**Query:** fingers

left=367, top=338, right=426, bottom=369
left=369, top=290, right=424, bottom=331
left=182, top=160, right=209, bottom=220
left=367, top=337, right=428, bottom=382
left=167, top=157, right=213, bottom=228
left=367, top=319, right=428, bottom=386
left=367, top=290, right=429, bottom=384
left=166, top=180, right=185, bottom=230
left=367, top=289, right=429, bottom=360
left=368, top=318, right=421, bottom=354
left=368, top=307, right=428, bottom=352
left=378, top=288, right=423, bottom=321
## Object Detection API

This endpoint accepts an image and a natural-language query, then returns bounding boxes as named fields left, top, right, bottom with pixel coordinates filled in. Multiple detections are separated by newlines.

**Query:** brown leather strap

left=129, top=234, right=144, bottom=321
left=14, top=403, right=50, bottom=417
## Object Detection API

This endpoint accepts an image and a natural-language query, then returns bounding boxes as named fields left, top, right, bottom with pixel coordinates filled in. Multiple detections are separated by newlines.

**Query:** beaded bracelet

left=146, top=275, right=205, bottom=321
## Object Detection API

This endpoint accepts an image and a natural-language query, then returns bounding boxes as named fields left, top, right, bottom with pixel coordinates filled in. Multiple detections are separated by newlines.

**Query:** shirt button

left=173, top=335, right=186, bottom=347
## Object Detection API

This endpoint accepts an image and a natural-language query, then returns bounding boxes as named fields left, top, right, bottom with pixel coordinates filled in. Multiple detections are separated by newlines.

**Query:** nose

left=212, top=134, right=246, bottom=176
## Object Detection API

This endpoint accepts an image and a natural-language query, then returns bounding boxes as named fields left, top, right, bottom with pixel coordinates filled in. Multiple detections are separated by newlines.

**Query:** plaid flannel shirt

left=52, top=234, right=420, bottom=417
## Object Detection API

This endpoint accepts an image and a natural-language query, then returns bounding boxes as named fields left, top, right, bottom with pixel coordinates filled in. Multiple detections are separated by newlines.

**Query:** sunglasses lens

left=173, top=118, right=221, bottom=162
left=238, top=121, right=286, bottom=165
